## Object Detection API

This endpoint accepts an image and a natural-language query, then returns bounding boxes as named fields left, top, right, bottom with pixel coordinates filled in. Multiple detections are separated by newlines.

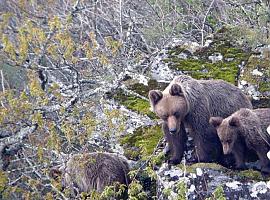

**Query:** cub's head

left=149, top=84, right=188, bottom=134
left=209, top=116, right=241, bottom=155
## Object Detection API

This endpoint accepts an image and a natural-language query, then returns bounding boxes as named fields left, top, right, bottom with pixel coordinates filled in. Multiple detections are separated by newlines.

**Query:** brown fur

left=51, top=152, right=130, bottom=194
left=210, top=108, right=270, bottom=173
left=149, top=75, right=252, bottom=164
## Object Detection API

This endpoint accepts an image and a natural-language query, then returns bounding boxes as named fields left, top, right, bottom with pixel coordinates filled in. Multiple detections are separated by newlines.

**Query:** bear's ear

left=169, top=84, right=183, bottom=96
left=209, top=117, right=223, bottom=128
left=229, top=116, right=240, bottom=127
left=148, top=90, right=163, bottom=106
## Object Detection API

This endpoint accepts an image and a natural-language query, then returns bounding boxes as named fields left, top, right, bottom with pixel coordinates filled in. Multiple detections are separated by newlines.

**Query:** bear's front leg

left=256, top=146, right=270, bottom=174
left=193, top=127, right=222, bottom=163
left=163, top=123, right=187, bottom=165
left=232, top=144, right=247, bottom=170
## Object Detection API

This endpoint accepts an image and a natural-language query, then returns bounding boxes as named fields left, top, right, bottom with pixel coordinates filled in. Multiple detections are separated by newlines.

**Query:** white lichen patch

left=251, top=69, right=264, bottom=76
left=208, top=53, right=223, bottom=63
left=164, top=167, right=183, bottom=178
left=225, top=181, right=241, bottom=190
left=250, top=182, right=268, bottom=198
left=267, top=151, right=270, bottom=160
left=196, top=168, right=203, bottom=176
left=267, top=125, right=270, bottom=135
left=188, top=184, right=196, bottom=193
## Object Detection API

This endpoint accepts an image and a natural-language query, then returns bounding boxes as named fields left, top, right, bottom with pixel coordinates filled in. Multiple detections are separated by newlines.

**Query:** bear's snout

left=222, top=143, right=231, bottom=155
left=167, top=116, right=179, bottom=134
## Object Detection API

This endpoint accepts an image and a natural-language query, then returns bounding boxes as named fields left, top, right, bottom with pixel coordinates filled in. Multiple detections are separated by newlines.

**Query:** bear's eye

left=174, top=112, right=181, bottom=118
left=227, top=139, right=232, bottom=143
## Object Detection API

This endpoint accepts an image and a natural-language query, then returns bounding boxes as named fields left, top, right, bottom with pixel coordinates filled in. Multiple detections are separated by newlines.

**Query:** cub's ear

left=169, top=84, right=183, bottom=96
left=209, top=117, right=223, bottom=128
left=148, top=90, right=163, bottom=106
left=229, top=116, right=240, bottom=127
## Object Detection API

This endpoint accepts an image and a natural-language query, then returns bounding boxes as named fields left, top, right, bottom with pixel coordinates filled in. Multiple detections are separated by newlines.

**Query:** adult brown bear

left=210, top=108, right=270, bottom=173
left=149, top=75, right=252, bottom=164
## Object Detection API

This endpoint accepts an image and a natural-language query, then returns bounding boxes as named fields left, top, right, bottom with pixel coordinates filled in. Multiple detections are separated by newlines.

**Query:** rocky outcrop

left=106, top=28, right=270, bottom=199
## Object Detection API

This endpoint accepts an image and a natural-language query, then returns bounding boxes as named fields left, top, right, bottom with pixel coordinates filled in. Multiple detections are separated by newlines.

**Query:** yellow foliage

left=89, top=31, right=99, bottom=49
left=62, top=121, right=74, bottom=144
left=81, top=112, right=96, bottom=137
left=105, top=36, right=122, bottom=56
left=48, top=16, right=62, bottom=31
left=28, top=73, right=45, bottom=98
left=45, top=192, right=54, bottom=200
left=32, top=112, right=44, bottom=127
left=99, top=54, right=109, bottom=66
left=18, top=33, right=29, bottom=63
left=2, top=35, right=16, bottom=60
left=37, top=146, right=44, bottom=162
left=0, top=170, right=8, bottom=193
left=47, top=124, right=61, bottom=152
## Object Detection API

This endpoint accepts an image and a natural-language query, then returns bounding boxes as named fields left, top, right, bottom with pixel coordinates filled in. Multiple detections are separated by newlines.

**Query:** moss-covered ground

left=120, top=125, right=163, bottom=160
left=241, top=56, right=270, bottom=94
left=163, top=28, right=251, bottom=85
left=127, top=79, right=168, bottom=98
left=112, top=79, right=168, bottom=118
left=113, top=89, right=155, bottom=118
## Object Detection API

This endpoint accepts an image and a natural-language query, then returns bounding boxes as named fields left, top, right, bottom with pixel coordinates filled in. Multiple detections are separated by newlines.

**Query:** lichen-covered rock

left=238, top=46, right=270, bottom=106
left=149, top=29, right=251, bottom=85
left=156, top=162, right=270, bottom=200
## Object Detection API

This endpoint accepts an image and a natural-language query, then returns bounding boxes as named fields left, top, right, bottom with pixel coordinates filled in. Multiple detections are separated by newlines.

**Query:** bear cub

left=50, top=152, right=130, bottom=196
left=210, top=108, right=270, bottom=173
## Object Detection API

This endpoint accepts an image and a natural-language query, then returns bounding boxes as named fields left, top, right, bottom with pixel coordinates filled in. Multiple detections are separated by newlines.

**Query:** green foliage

left=205, top=185, right=226, bottom=200
left=162, top=188, right=173, bottom=198
left=128, top=180, right=148, bottom=200
left=176, top=181, right=187, bottom=200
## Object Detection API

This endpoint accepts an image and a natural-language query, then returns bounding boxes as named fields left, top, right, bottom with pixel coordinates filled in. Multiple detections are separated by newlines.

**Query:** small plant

left=176, top=181, right=187, bottom=200
left=205, top=185, right=226, bottom=200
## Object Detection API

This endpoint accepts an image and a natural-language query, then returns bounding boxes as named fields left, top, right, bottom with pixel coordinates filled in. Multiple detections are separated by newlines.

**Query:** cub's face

left=210, top=116, right=240, bottom=155
left=149, top=84, right=188, bottom=134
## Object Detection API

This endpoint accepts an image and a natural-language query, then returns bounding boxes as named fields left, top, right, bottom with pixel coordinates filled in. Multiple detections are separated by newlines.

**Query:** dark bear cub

left=149, top=75, right=252, bottom=164
left=50, top=152, right=130, bottom=197
left=210, top=108, right=270, bottom=173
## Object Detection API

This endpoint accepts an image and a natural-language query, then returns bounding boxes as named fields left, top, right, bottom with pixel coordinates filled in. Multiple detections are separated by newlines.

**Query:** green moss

left=113, top=89, right=156, bottom=118
left=177, top=162, right=227, bottom=174
left=164, top=30, right=251, bottom=84
left=259, top=80, right=270, bottom=93
left=238, top=169, right=266, bottom=181
left=127, top=79, right=168, bottom=98
left=120, top=125, right=163, bottom=160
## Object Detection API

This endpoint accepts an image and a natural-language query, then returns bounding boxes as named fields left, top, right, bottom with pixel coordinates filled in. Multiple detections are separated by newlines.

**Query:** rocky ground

left=98, top=28, right=270, bottom=199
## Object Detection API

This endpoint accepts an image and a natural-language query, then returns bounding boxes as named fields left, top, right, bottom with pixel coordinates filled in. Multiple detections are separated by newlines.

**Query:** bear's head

left=149, top=84, right=188, bottom=134
left=209, top=116, right=241, bottom=155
